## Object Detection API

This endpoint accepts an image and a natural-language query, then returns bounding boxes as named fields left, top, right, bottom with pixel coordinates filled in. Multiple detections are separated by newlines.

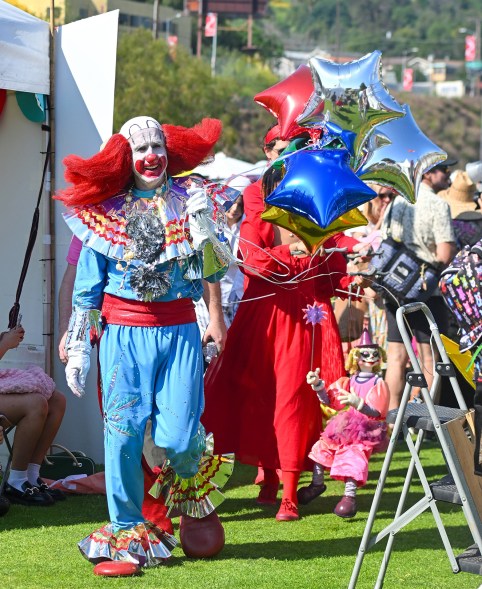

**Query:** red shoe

left=275, top=499, right=299, bottom=521
left=256, top=483, right=279, bottom=505
left=333, top=495, right=357, bottom=518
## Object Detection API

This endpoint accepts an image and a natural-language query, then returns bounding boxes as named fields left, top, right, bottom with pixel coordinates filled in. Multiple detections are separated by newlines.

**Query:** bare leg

left=416, top=342, right=436, bottom=399
left=0, top=393, right=48, bottom=470
left=385, top=341, right=409, bottom=411
left=30, top=390, right=66, bottom=464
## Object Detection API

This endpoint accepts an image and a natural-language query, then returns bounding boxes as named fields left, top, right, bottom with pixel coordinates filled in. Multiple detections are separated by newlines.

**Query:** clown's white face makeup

left=129, top=127, right=167, bottom=190
left=357, top=347, right=380, bottom=373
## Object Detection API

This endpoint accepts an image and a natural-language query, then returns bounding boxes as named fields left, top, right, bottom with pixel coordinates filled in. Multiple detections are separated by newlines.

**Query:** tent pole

left=46, top=0, right=56, bottom=376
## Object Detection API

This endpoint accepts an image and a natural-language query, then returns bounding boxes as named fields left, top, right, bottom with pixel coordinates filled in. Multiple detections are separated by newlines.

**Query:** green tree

left=115, top=29, right=278, bottom=162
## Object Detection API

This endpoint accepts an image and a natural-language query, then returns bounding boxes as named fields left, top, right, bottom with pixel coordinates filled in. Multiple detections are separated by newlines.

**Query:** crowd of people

left=0, top=111, right=479, bottom=573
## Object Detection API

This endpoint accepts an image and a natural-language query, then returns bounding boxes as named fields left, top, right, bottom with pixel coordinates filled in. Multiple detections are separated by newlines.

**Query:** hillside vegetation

left=116, top=28, right=482, bottom=167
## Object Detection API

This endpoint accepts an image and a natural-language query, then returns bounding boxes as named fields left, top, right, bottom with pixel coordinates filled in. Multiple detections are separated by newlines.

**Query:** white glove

left=186, top=187, right=215, bottom=249
left=65, top=341, right=91, bottom=398
left=337, top=390, right=365, bottom=411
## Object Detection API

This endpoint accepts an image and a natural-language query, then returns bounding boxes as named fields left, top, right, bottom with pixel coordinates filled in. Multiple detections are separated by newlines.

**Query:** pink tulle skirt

left=0, top=366, right=56, bottom=399
left=309, top=409, right=388, bottom=486
left=322, top=408, right=387, bottom=450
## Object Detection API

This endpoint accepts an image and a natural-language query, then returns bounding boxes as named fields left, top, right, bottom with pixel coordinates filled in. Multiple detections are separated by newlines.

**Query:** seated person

left=0, top=325, right=66, bottom=506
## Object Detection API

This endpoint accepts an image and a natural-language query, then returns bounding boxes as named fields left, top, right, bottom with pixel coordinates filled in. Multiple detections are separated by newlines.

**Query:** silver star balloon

left=297, top=50, right=405, bottom=160
left=355, top=104, right=447, bottom=204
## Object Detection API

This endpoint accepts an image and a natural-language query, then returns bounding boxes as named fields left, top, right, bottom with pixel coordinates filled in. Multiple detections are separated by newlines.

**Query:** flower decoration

left=303, top=302, right=327, bottom=326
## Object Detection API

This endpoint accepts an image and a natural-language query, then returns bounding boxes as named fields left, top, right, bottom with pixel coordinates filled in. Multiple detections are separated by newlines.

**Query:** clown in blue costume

left=57, top=116, right=234, bottom=569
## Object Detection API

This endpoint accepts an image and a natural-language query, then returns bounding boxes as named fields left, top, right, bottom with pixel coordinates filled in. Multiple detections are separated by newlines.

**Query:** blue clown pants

left=98, top=321, right=204, bottom=531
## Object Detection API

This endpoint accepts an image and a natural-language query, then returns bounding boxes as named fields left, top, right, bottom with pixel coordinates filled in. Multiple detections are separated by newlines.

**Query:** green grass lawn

left=1, top=442, right=481, bottom=589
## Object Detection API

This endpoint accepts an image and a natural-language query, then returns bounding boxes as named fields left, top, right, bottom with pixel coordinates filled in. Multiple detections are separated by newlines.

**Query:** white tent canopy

left=0, top=0, right=50, bottom=94
left=194, top=152, right=266, bottom=180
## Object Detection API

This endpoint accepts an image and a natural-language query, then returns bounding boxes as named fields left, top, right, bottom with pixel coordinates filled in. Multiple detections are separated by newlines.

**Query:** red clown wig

left=55, top=118, right=222, bottom=207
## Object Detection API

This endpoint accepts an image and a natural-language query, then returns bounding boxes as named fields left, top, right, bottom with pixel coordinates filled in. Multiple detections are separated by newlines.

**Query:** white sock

left=7, top=469, right=28, bottom=491
left=27, top=463, right=41, bottom=486
left=344, top=478, right=357, bottom=498
left=312, top=463, right=325, bottom=486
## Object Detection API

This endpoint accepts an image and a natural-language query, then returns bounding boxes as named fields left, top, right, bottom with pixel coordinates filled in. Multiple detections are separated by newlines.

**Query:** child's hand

left=306, top=368, right=324, bottom=390
left=1, top=326, right=25, bottom=350
left=338, top=390, right=364, bottom=411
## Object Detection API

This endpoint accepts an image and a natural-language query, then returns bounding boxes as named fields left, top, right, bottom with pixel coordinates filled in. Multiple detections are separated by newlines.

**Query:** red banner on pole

left=466, top=35, right=477, bottom=61
left=205, top=12, right=217, bottom=37
left=403, top=68, right=414, bottom=92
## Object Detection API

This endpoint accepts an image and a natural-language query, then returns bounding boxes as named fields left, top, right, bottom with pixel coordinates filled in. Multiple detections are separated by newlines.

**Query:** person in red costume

left=202, top=150, right=366, bottom=522
left=244, top=124, right=362, bottom=490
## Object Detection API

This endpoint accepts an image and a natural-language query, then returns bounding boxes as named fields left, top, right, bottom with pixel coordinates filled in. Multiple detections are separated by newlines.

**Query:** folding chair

left=0, top=425, right=15, bottom=497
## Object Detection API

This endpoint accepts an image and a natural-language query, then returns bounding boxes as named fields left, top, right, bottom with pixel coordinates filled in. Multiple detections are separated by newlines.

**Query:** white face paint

left=129, top=127, right=167, bottom=190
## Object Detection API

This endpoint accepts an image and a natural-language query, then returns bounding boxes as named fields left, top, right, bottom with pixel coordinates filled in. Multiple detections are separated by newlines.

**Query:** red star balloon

left=254, top=65, right=322, bottom=140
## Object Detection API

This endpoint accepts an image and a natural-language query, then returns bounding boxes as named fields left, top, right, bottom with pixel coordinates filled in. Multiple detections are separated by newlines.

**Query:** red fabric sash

left=101, top=293, right=196, bottom=327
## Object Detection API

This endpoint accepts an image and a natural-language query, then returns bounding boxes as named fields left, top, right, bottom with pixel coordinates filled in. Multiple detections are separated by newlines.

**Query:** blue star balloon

left=322, top=121, right=357, bottom=156
left=355, top=104, right=447, bottom=204
left=297, top=51, right=404, bottom=160
left=265, top=148, right=376, bottom=229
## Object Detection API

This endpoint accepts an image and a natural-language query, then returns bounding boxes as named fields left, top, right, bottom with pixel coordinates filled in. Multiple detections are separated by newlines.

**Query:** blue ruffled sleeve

left=72, top=246, right=107, bottom=310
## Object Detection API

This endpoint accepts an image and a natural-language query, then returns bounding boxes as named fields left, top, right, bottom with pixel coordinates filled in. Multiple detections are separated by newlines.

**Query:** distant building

left=19, top=0, right=192, bottom=49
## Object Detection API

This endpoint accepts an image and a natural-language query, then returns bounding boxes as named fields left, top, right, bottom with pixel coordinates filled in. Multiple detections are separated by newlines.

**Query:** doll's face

left=357, top=347, right=381, bottom=373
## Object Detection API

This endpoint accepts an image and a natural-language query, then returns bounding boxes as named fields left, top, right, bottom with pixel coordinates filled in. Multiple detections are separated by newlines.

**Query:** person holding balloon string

left=298, top=328, right=389, bottom=518
left=202, top=150, right=370, bottom=522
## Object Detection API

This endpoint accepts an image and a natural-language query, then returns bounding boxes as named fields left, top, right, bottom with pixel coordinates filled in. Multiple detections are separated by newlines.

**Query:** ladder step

left=387, top=403, right=466, bottom=431
left=456, top=544, right=482, bottom=575
left=430, top=474, right=462, bottom=505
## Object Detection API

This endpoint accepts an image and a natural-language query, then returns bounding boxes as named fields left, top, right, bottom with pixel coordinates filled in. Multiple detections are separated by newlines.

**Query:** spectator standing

left=438, top=169, right=482, bottom=249
left=381, top=158, right=457, bottom=411
left=202, top=161, right=361, bottom=522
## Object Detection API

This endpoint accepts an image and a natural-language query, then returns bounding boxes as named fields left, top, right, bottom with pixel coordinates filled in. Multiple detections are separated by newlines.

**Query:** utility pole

left=48, top=0, right=56, bottom=376
left=152, top=0, right=159, bottom=39
left=196, top=0, right=203, bottom=58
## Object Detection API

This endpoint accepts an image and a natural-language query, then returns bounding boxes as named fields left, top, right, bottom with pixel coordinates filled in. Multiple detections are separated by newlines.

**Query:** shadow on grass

left=0, top=494, right=109, bottom=531
left=195, top=524, right=472, bottom=561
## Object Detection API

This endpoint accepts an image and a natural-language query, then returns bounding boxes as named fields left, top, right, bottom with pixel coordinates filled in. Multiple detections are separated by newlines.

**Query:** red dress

left=202, top=181, right=353, bottom=472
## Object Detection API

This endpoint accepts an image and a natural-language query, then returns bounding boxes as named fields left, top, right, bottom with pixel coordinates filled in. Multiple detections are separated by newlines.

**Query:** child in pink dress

left=0, top=326, right=56, bottom=399
left=298, top=329, right=389, bottom=518
left=0, top=325, right=66, bottom=506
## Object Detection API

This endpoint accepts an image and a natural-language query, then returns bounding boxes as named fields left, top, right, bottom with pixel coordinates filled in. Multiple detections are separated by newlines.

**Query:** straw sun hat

left=439, top=170, right=482, bottom=219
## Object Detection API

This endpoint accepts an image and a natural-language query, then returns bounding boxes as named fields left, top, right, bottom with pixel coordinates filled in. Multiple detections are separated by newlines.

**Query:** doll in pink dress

left=297, top=329, right=389, bottom=518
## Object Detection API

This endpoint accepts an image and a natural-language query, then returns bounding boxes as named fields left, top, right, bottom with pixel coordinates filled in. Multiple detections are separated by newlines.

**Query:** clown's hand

left=186, top=186, right=215, bottom=249
left=306, top=368, right=329, bottom=405
left=65, top=341, right=91, bottom=398
left=338, top=390, right=365, bottom=411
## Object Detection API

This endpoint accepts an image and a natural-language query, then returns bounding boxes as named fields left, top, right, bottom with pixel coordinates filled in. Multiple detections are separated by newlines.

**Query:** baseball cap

left=432, top=156, right=458, bottom=170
